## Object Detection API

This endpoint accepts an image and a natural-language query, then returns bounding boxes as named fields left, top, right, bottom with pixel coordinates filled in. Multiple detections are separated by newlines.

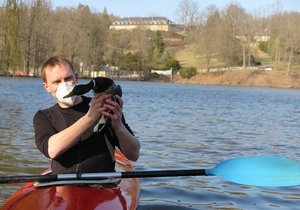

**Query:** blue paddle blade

left=205, top=156, right=300, bottom=187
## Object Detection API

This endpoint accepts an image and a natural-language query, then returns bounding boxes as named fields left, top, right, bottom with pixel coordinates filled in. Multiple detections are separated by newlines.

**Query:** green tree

left=161, top=50, right=170, bottom=63
left=120, top=51, right=145, bottom=72
left=165, top=57, right=181, bottom=71
left=151, top=31, right=164, bottom=54
left=148, top=31, right=165, bottom=68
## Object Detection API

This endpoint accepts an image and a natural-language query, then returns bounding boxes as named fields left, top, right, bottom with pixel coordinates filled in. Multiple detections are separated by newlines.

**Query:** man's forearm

left=115, top=125, right=140, bottom=161
left=48, top=115, right=95, bottom=159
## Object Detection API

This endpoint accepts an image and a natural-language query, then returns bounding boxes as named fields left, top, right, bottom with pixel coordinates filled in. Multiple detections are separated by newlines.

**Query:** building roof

left=111, top=16, right=176, bottom=26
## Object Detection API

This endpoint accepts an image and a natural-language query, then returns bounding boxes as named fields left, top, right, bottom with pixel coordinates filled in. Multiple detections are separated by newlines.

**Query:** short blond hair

left=41, top=56, right=75, bottom=82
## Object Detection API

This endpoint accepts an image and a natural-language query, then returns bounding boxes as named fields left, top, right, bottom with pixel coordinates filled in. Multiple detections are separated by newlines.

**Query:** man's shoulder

left=33, top=104, right=59, bottom=120
left=36, top=104, right=59, bottom=114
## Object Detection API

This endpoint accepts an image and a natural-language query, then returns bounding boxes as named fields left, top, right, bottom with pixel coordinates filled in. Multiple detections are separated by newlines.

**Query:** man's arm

left=47, top=94, right=111, bottom=159
left=47, top=115, right=94, bottom=158
left=113, top=124, right=140, bottom=161
left=102, top=95, right=140, bottom=161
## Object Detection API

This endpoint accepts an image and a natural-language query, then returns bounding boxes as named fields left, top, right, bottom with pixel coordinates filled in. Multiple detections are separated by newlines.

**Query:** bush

left=179, top=67, right=197, bottom=78
left=165, top=57, right=181, bottom=71
left=258, top=42, right=269, bottom=53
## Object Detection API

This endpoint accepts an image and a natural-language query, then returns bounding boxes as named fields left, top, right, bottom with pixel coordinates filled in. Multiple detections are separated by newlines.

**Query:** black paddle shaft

left=122, top=169, right=206, bottom=178
left=0, top=170, right=206, bottom=184
left=0, top=174, right=58, bottom=184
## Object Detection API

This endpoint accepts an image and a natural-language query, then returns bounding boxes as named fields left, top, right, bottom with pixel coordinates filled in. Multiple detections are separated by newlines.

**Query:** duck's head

left=63, top=77, right=122, bottom=98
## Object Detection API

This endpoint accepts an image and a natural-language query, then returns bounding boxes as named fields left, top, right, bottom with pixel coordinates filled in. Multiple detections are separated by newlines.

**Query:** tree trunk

left=287, top=47, right=294, bottom=76
left=242, top=43, right=246, bottom=69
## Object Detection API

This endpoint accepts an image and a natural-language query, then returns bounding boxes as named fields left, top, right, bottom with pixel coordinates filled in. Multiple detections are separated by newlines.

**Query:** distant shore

left=2, top=70, right=300, bottom=89
left=171, top=70, right=300, bottom=89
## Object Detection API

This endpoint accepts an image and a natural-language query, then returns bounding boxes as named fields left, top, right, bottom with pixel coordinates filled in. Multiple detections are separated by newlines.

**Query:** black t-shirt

left=33, top=96, right=133, bottom=175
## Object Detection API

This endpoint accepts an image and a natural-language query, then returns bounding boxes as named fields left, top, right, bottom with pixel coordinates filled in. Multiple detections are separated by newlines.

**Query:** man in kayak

left=33, top=56, right=140, bottom=175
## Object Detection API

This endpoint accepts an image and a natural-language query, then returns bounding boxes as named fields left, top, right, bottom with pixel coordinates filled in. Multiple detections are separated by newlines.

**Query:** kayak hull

left=0, top=150, right=139, bottom=210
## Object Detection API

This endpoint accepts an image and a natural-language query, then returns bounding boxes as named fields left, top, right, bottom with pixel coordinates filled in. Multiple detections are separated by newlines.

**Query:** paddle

left=0, top=156, right=299, bottom=187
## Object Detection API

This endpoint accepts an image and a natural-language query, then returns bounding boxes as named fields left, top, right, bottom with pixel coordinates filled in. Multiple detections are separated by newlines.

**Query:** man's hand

left=101, top=95, right=123, bottom=130
left=86, top=93, right=113, bottom=124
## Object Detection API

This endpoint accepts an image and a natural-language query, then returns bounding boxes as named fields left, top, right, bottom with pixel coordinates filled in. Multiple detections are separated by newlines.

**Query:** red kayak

left=0, top=150, right=140, bottom=210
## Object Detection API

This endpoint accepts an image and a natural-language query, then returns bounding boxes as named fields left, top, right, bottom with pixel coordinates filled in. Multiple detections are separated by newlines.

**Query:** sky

left=51, top=0, right=300, bottom=21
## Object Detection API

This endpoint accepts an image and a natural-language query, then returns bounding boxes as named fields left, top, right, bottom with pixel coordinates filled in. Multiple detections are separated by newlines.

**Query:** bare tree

left=2, top=0, right=21, bottom=75
left=19, top=0, right=47, bottom=75
left=280, top=12, right=300, bottom=75
left=223, top=3, right=252, bottom=68
left=86, top=8, right=110, bottom=72
left=176, top=0, right=199, bottom=31
left=270, top=12, right=300, bottom=75
left=0, top=2, right=6, bottom=74
left=196, top=5, right=222, bottom=71
left=32, top=2, right=54, bottom=75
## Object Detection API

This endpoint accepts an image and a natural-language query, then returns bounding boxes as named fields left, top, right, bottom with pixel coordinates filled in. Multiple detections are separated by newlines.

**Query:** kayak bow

left=0, top=150, right=140, bottom=210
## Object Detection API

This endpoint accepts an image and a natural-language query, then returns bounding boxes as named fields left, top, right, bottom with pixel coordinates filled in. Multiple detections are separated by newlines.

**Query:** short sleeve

left=33, top=110, right=57, bottom=158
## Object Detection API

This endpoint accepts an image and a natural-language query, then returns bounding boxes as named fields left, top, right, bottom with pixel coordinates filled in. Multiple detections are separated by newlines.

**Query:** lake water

left=0, top=76, right=300, bottom=209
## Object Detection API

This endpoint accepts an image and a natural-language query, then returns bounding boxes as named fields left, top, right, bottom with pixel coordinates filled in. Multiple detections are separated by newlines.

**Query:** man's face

left=43, top=64, right=77, bottom=97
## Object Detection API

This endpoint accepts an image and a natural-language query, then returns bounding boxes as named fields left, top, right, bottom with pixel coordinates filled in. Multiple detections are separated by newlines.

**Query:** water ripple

left=1, top=78, right=300, bottom=209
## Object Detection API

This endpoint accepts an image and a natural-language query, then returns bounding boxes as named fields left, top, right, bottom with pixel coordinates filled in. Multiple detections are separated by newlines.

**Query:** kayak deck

left=0, top=150, right=139, bottom=210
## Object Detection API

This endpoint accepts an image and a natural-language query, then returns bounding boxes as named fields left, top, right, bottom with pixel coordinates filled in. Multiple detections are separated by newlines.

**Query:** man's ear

left=43, top=82, right=51, bottom=93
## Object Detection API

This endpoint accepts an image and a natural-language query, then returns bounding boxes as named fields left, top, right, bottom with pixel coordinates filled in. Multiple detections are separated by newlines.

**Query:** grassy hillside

left=164, top=32, right=274, bottom=70
left=160, top=31, right=300, bottom=89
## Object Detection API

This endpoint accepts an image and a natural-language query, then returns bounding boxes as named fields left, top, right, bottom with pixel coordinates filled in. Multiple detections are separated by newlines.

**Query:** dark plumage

left=64, top=77, right=122, bottom=98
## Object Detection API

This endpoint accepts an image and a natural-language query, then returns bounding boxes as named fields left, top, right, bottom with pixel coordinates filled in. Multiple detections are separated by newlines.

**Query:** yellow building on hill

left=110, top=16, right=177, bottom=32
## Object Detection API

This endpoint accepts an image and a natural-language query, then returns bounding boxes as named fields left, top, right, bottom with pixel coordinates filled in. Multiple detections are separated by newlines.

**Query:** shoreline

left=2, top=70, right=300, bottom=89
left=171, top=70, right=300, bottom=89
